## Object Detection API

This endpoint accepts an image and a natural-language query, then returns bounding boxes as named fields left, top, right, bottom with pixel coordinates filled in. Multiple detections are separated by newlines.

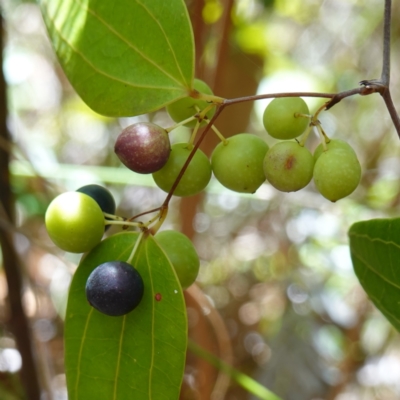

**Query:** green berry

left=313, top=147, right=361, bottom=201
left=313, top=139, right=357, bottom=161
left=263, top=97, right=310, bottom=140
left=211, top=133, right=269, bottom=193
left=263, top=141, right=314, bottom=192
left=152, top=143, right=212, bottom=197
left=45, top=192, right=105, bottom=253
left=166, top=79, right=215, bottom=128
left=155, top=230, right=200, bottom=290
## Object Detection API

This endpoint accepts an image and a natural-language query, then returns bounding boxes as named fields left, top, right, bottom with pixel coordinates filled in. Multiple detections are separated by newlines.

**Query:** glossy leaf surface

left=65, top=232, right=187, bottom=400
left=349, top=218, right=400, bottom=332
left=40, top=0, right=194, bottom=116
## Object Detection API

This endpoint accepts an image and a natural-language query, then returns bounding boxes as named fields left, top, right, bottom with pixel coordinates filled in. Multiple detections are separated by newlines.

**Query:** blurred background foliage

left=1, top=0, right=400, bottom=399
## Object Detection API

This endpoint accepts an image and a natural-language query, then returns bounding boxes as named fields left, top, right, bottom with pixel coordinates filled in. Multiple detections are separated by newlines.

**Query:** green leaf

left=64, top=232, right=187, bottom=400
left=349, top=218, right=400, bottom=332
left=40, top=0, right=194, bottom=116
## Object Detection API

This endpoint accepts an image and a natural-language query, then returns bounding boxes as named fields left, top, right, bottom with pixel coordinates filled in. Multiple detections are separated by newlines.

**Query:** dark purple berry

left=86, top=261, right=144, bottom=316
left=114, top=122, right=170, bottom=174
left=76, top=184, right=116, bottom=231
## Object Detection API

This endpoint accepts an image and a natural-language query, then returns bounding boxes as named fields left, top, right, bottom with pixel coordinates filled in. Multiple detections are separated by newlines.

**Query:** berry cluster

left=262, top=98, right=361, bottom=201
left=45, top=184, right=200, bottom=316
left=114, top=81, right=361, bottom=201
left=45, top=81, right=362, bottom=316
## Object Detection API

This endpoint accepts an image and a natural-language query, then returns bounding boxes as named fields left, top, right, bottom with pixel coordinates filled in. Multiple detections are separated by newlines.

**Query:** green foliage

left=349, top=218, right=400, bottom=333
left=64, top=232, right=187, bottom=400
left=39, top=0, right=194, bottom=117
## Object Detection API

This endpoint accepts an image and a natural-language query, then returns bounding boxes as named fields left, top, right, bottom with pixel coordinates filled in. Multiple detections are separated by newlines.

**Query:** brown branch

left=162, top=105, right=225, bottom=207
left=225, top=91, right=335, bottom=106
left=381, top=0, right=391, bottom=85
left=0, top=14, right=42, bottom=400
left=381, top=88, right=400, bottom=139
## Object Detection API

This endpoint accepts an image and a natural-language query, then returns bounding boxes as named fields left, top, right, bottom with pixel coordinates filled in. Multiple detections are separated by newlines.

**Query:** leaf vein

left=73, top=0, right=185, bottom=87
left=113, top=315, right=126, bottom=400
left=349, top=232, right=400, bottom=250
left=43, top=6, right=183, bottom=92
left=75, top=308, right=94, bottom=396
left=135, top=0, right=189, bottom=86
left=145, top=240, right=156, bottom=399
left=351, top=248, right=400, bottom=290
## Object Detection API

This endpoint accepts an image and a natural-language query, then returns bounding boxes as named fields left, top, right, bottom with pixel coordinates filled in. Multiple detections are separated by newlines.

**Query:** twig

left=225, top=91, right=335, bottom=106
left=381, top=89, right=400, bottom=137
left=162, top=105, right=225, bottom=207
left=381, top=0, right=391, bottom=85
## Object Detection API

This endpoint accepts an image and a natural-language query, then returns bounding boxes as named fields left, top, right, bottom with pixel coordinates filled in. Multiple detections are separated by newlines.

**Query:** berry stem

left=315, top=123, right=329, bottom=151
left=106, top=220, right=143, bottom=229
left=126, top=231, right=144, bottom=264
left=312, top=102, right=329, bottom=122
left=196, top=103, right=216, bottom=123
left=191, top=92, right=225, bottom=104
left=188, top=122, right=200, bottom=146
left=210, top=124, right=227, bottom=144
left=103, top=212, right=125, bottom=221
left=165, top=116, right=197, bottom=133
left=148, top=205, right=168, bottom=235
left=295, top=113, right=312, bottom=119
left=299, top=125, right=313, bottom=147
left=143, top=212, right=165, bottom=229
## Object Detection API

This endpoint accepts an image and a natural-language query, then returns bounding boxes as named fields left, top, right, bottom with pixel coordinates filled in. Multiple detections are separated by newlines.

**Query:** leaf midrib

left=135, top=0, right=189, bottom=86
left=74, top=308, right=94, bottom=396
left=44, top=0, right=188, bottom=89
left=113, top=316, right=127, bottom=400
left=144, top=240, right=156, bottom=399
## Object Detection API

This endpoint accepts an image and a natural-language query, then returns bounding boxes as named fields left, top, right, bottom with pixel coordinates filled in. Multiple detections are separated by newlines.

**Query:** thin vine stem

left=162, top=105, right=225, bottom=207
left=381, top=89, right=400, bottom=135
left=224, top=91, right=335, bottom=106
left=381, top=0, right=391, bottom=85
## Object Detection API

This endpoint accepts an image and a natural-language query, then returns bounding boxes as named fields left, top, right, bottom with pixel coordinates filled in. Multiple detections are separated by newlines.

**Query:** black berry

left=86, top=261, right=144, bottom=316
left=77, top=184, right=116, bottom=231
